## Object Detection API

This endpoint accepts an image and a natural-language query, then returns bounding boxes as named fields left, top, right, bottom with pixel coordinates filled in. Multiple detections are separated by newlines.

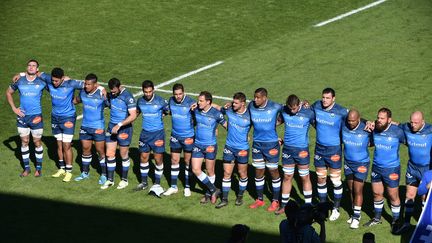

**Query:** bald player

left=342, top=109, right=372, bottom=229
left=397, top=111, right=432, bottom=234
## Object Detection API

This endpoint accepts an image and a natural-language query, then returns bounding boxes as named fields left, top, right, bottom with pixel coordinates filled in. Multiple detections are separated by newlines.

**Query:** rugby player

left=163, top=83, right=195, bottom=197
left=74, top=74, right=108, bottom=185
left=192, top=91, right=227, bottom=204
left=248, top=88, right=282, bottom=212
left=342, top=109, right=372, bottom=229
left=135, top=80, right=169, bottom=196
left=6, top=60, right=46, bottom=177
left=397, top=111, right=432, bottom=233
left=363, top=108, right=405, bottom=235
left=215, top=92, right=250, bottom=208
left=311, top=87, right=348, bottom=221
left=275, top=94, right=314, bottom=215
left=102, top=78, right=137, bottom=190
left=38, top=68, right=84, bottom=182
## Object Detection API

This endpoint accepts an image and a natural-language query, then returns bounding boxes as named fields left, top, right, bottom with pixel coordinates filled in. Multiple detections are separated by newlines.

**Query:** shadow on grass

left=0, top=192, right=279, bottom=243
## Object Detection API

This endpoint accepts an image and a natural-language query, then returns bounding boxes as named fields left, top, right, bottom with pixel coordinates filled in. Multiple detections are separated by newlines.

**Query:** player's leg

left=236, top=163, right=248, bottom=206
left=192, top=146, right=218, bottom=204
left=116, top=145, right=131, bottom=189
left=265, top=144, right=281, bottom=212
left=276, top=165, right=294, bottom=215
left=75, top=139, right=93, bottom=181
left=136, top=130, right=151, bottom=190
left=399, top=163, right=423, bottom=233
left=349, top=163, right=369, bottom=228
left=94, top=139, right=107, bottom=185
left=102, top=141, right=117, bottom=189
left=153, top=152, right=164, bottom=185
left=250, top=145, right=266, bottom=208
left=364, top=176, right=385, bottom=226
left=329, top=167, right=343, bottom=221
left=216, top=160, right=234, bottom=208
left=17, top=126, right=31, bottom=176
left=151, top=131, right=166, bottom=187
left=298, top=164, right=313, bottom=204
left=61, top=136, right=74, bottom=182
left=164, top=150, right=181, bottom=195
left=31, top=129, right=44, bottom=177
left=183, top=151, right=192, bottom=196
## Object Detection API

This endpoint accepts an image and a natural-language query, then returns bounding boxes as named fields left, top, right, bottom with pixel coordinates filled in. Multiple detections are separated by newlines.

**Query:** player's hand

left=224, top=102, right=232, bottom=109
left=63, top=76, right=71, bottom=81
left=365, top=120, right=375, bottom=132
left=12, top=74, right=21, bottom=83
left=302, top=100, right=310, bottom=108
left=13, top=107, right=25, bottom=117
left=98, top=86, right=107, bottom=98
left=111, top=125, right=120, bottom=135
left=278, top=137, right=283, bottom=145
left=190, top=103, right=197, bottom=111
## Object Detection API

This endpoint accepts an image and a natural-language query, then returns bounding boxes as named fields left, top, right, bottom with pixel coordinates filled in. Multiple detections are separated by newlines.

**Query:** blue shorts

left=139, top=129, right=165, bottom=154
left=314, top=143, right=342, bottom=169
left=344, top=160, right=370, bottom=181
left=223, top=145, right=249, bottom=164
left=371, top=165, right=400, bottom=188
left=252, top=141, right=280, bottom=164
left=51, top=115, right=76, bottom=135
left=170, top=135, right=194, bottom=153
left=105, top=123, right=133, bottom=146
left=17, top=114, right=44, bottom=129
left=79, top=126, right=105, bottom=142
left=406, top=162, right=430, bottom=186
left=282, top=145, right=310, bottom=166
left=192, top=144, right=217, bottom=160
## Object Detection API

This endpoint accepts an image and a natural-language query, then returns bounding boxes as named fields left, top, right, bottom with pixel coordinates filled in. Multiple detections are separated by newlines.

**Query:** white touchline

left=314, top=0, right=387, bottom=27
left=77, top=61, right=224, bottom=120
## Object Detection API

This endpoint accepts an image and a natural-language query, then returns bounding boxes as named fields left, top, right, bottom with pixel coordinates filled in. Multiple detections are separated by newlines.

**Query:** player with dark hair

left=192, top=91, right=227, bottom=204
left=364, top=108, right=405, bottom=234
left=6, top=59, right=46, bottom=177
left=342, top=109, right=372, bottom=229
left=163, top=83, right=196, bottom=197
left=311, top=87, right=348, bottom=221
left=135, top=80, right=169, bottom=196
left=101, top=78, right=137, bottom=189
left=215, top=92, right=251, bottom=208
left=74, top=73, right=109, bottom=185
left=275, top=94, right=315, bottom=215
left=248, top=87, right=283, bottom=212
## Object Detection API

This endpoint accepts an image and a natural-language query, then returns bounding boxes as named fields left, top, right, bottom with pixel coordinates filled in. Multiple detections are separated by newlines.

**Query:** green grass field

left=1, top=0, right=431, bottom=242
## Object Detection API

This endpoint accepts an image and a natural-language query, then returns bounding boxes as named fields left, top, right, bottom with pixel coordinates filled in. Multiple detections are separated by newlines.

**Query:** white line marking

left=314, top=0, right=387, bottom=27
left=77, top=61, right=223, bottom=120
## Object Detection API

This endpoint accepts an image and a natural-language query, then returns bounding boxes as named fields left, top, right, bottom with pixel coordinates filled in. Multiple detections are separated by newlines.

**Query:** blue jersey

left=194, top=107, right=226, bottom=146
left=10, top=76, right=46, bottom=115
left=401, top=123, right=432, bottom=166
left=40, top=73, right=84, bottom=117
left=222, top=107, right=251, bottom=150
left=418, top=170, right=432, bottom=196
left=248, top=100, right=282, bottom=143
left=79, top=88, right=107, bottom=129
left=342, top=121, right=371, bottom=163
left=108, top=88, right=136, bottom=124
left=372, top=124, right=405, bottom=167
left=280, top=105, right=314, bottom=148
left=137, top=94, right=168, bottom=132
left=312, top=101, right=348, bottom=146
left=168, top=95, right=195, bottom=138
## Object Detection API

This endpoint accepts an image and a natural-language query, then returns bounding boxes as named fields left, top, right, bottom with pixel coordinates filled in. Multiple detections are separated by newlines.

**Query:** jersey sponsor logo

left=95, top=129, right=104, bottom=134
left=206, top=146, right=215, bottom=153
left=184, top=138, right=194, bottom=145
left=154, top=140, right=164, bottom=147
left=298, top=150, right=308, bottom=158
left=238, top=150, right=248, bottom=157
left=32, top=116, right=42, bottom=124
left=330, top=154, right=340, bottom=162
left=269, top=148, right=279, bottom=156
left=64, top=121, right=74, bottom=128
left=357, top=166, right=368, bottom=173
left=118, top=133, right=129, bottom=140
left=389, top=173, right=399, bottom=180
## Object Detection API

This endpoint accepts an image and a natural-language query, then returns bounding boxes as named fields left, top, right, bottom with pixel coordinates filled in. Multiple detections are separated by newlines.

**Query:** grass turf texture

left=1, top=0, right=431, bottom=242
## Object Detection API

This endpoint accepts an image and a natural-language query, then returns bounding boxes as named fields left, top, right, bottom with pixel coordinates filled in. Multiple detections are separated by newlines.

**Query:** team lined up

left=6, top=60, right=432, bottom=234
